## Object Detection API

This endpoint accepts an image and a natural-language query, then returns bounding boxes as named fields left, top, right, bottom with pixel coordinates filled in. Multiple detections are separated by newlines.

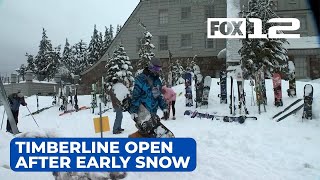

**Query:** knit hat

left=148, top=57, right=162, bottom=74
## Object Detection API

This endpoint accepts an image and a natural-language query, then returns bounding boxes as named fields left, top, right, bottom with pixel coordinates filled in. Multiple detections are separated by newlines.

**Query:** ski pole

left=25, top=106, right=40, bottom=127
left=1, top=109, right=5, bottom=130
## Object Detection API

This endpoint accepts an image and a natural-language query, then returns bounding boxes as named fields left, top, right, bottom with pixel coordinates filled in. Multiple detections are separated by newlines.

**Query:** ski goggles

left=148, top=64, right=162, bottom=73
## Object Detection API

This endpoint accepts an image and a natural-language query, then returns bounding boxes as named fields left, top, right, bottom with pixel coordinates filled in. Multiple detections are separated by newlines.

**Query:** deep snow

left=0, top=78, right=320, bottom=180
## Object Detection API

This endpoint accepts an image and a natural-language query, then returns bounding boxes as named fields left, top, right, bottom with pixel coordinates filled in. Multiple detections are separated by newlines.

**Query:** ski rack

left=0, top=78, right=19, bottom=134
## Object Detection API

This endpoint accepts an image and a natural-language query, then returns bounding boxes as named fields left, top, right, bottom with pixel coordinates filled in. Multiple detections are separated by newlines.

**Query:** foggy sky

left=0, top=0, right=139, bottom=76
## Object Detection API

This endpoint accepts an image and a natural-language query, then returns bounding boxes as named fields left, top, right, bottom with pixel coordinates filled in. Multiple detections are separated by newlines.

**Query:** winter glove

left=163, top=109, right=169, bottom=120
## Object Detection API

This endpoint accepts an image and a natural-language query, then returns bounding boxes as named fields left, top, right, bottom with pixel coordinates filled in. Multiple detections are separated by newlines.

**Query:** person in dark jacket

left=128, top=57, right=169, bottom=138
left=6, top=90, right=27, bottom=133
left=108, top=78, right=126, bottom=134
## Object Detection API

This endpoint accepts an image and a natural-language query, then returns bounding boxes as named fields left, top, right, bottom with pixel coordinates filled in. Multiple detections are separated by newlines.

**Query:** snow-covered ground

left=0, top=78, right=320, bottom=180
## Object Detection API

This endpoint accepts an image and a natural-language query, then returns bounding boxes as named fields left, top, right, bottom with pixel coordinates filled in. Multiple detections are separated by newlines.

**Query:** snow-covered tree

left=25, top=53, right=35, bottom=72
left=137, top=31, right=155, bottom=71
left=105, top=44, right=134, bottom=89
left=88, top=25, right=103, bottom=66
left=34, top=28, right=55, bottom=81
left=45, top=45, right=61, bottom=81
left=172, top=59, right=185, bottom=86
left=116, top=24, right=122, bottom=35
left=239, top=0, right=289, bottom=78
left=109, top=25, right=114, bottom=40
left=72, top=40, right=88, bottom=75
left=15, top=64, right=26, bottom=81
left=61, top=38, right=73, bottom=72
left=101, top=26, right=113, bottom=57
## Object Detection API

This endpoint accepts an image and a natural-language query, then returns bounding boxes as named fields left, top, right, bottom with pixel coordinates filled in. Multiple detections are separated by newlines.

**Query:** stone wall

left=4, top=82, right=57, bottom=97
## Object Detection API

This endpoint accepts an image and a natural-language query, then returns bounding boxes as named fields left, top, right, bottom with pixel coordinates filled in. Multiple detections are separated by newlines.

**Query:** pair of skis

left=272, top=99, right=303, bottom=122
left=184, top=110, right=257, bottom=124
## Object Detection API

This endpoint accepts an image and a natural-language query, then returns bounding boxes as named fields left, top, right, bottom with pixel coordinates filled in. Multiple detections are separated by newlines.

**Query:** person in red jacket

left=161, top=86, right=176, bottom=120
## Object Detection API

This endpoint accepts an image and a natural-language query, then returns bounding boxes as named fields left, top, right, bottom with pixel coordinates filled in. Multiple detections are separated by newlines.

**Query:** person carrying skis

left=128, top=57, right=169, bottom=138
left=6, top=90, right=27, bottom=134
left=161, top=86, right=176, bottom=120
left=108, top=78, right=126, bottom=134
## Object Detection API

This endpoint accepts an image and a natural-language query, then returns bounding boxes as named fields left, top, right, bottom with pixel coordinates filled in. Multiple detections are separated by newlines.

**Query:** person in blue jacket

left=128, top=57, right=169, bottom=138
left=6, top=90, right=27, bottom=134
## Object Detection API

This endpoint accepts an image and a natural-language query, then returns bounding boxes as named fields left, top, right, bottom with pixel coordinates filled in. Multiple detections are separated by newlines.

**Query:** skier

left=161, top=86, right=176, bottom=120
left=6, top=90, right=27, bottom=134
left=108, top=78, right=126, bottom=134
left=128, top=57, right=169, bottom=138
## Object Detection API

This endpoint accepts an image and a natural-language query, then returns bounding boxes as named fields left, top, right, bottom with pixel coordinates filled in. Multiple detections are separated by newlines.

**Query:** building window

left=159, top=9, right=168, bottom=25
left=181, top=7, right=191, bottom=20
left=296, top=16, right=307, bottom=30
left=205, top=34, right=215, bottom=49
left=136, top=37, right=145, bottom=52
left=204, top=5, right=214, bottom=19
left=295, top=59, right=307, bottom=78
left=159, top=36, right=168, bottom=51
left=270, top=0, right=278, bottom=10
left=181, top=34, right=192, bottom=48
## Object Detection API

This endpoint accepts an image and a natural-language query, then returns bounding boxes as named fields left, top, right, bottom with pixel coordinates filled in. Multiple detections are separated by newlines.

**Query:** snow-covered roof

left=285, top=36, right=320, bottom=49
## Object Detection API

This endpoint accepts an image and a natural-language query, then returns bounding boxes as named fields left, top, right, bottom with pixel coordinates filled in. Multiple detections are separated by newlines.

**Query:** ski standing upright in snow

left=229, top=76, right=236, bottom=115
left=272, top=72, right=283, bottom=107
left=184, top=72, right=193, bottom=107
left=287, top=61, right=297, bottom=97
left=91, top=83, right=98, bottom=113
left=236, top=71, right=249, bottom=114
left=201, top=76, right=212, bottom=108
left=218, top=68, right=227, bottom=104
left=302, top=84, right=313, bottom=120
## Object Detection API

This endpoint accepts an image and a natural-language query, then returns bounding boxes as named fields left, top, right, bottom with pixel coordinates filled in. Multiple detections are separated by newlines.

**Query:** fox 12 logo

left=207, top=18, right=300, bottom=39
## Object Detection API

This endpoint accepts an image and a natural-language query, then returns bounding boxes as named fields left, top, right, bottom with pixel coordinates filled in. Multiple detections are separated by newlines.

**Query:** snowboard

left=287, top=61, right=297, bottom=97
left=255, top=68, right=266, bottom=114
left=236, top=71, right=249, bottom=114
left=201, top=76, right=212, bottom=108
left=302, top=84, right=313, bottom=120
left=218, top=69, right=227, bottom=104
left=135, top=104, right=174, bottom=138
left=195, top=73, right=204, bottom=108
left=272, top=73, right=283, bottom=107
left=184, top=72, right=193, bottom=107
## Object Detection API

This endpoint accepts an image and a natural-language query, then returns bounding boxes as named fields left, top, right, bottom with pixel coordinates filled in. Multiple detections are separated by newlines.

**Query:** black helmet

left=148, top=57, right=162, bottom=76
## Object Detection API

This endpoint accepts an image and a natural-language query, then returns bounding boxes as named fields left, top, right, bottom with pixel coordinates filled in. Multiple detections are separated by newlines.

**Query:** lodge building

left=79, top=0, right=319, bottom=94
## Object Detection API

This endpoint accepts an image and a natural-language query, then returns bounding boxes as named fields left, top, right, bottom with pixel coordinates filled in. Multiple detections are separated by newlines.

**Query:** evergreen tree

left=46, top=45, right=61, bottom=81
left=34, top=28, right=54, bottom=81
left=109, top=25, right=114, bottom=40
left=137, top=31, right=155, bottom=71
left=25, top=53, right=35, bottom=72
left=116, top=24, right=122, bottom=35
left=239, top=0, right=289, bottom=78
left=172, top=59, right=185, bottom=86
left=62, top=38, right=73, bottom=71
left=105, top=44, right=134, bottom=89
left=88, top=25, right=103, bottom=66
left=101, top=26, right=113, bottom=58
left=15, top=64, right=26, bottom=81
left=72, top=40, right=88, bottom=75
